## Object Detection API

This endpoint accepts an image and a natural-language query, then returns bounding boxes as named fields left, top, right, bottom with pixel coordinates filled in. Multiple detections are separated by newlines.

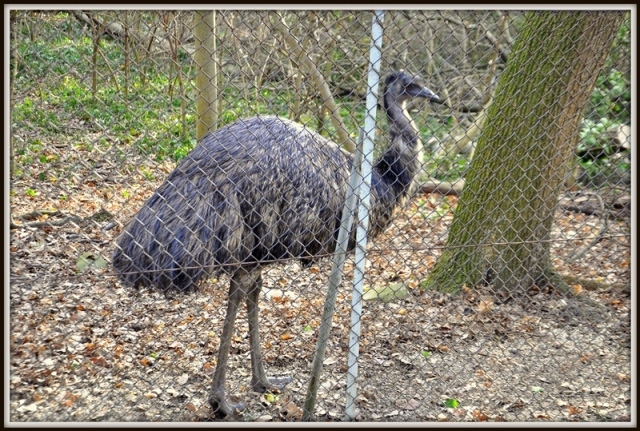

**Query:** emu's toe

left=209, top=392, right=247, bottom=418
left=252, top=376, right=294, bottom=393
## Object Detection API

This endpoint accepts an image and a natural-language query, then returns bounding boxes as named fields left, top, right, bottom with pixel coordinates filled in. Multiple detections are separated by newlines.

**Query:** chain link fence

left=8, top=9, right=632, bottom=423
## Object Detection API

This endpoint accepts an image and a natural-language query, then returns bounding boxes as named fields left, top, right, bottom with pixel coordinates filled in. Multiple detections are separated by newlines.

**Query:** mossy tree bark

left=425, top=11, right=624, bottom=293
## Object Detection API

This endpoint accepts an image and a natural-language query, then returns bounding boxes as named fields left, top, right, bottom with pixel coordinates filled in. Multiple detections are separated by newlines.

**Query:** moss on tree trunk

left=424, top=11, right=624, bottom=294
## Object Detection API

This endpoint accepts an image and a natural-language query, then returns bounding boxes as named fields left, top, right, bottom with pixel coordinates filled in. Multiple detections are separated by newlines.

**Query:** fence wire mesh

left=8, top=9, right=632, bottom=423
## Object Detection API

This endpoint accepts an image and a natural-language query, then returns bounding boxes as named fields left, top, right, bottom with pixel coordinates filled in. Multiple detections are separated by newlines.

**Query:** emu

left=112, top=71, right=441, bottom=416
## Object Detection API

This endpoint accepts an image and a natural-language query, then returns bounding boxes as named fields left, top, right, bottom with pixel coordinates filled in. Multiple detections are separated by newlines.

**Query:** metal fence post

left=345, top=10, right=385, bottom=422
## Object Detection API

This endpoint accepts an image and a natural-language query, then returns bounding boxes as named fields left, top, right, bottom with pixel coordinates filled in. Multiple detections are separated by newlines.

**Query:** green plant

left=444, top=398, right=460, bottom=408
left=577, top=117, right=629, bottom=184
left=573, top=16, right=630, bottom=186
left=578, top=118, right=617, bottom=155
left=589, top=69, right=630, bottom=121
left=423, top=152, right=471, bottom=183
left=12, top=16, right=203, bottom=168
left=140, top=167, right=154, bottom=181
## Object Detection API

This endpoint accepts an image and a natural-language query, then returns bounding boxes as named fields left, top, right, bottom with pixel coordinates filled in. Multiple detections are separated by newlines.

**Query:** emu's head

left=384, top=71, right=442, bottom=105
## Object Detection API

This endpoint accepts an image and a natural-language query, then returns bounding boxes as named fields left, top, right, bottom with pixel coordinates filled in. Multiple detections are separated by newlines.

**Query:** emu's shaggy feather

left=113, top=73, right=438, bottom=292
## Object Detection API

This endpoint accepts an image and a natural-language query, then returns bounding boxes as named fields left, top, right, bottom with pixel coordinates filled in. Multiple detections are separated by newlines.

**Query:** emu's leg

left=208, top=271, right=250, bottom=417
left=246, top=275, right=293, bottom=392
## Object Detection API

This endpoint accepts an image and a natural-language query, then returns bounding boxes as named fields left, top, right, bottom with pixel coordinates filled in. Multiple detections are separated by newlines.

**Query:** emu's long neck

left=374, top=93, right=424, bottom=201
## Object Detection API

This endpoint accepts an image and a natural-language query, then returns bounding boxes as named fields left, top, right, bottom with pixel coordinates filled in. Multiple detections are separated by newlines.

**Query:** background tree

left=424, top=11, right=626, bottom=293
left=194, top=10, right=219, bottom=139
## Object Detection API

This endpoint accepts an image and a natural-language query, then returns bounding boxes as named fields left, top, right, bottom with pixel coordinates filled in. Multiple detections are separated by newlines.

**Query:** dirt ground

left=8, top=176, right=632, bottom=423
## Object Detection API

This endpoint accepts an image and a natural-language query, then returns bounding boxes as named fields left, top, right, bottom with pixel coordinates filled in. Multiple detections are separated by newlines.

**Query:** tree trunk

left=424, top=11, right=624, bottom=293
left=194, top=10, right=218, bottom=139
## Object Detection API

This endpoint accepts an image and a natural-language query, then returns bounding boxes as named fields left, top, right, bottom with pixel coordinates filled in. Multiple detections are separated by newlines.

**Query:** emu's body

left=112, top=72, right=440, bottom=416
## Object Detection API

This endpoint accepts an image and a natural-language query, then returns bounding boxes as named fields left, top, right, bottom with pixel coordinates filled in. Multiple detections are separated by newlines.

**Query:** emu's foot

left=251, top=376, right=294, bottom=393
left=209, top=391, right=247, bottom=418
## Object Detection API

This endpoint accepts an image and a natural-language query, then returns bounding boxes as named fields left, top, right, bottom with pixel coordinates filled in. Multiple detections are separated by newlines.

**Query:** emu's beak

left=419, top=87, right=443, bottom=104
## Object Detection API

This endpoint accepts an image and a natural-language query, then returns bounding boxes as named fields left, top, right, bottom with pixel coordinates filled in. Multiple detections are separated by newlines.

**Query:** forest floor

left=8, top=168, right=632, bottom=423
